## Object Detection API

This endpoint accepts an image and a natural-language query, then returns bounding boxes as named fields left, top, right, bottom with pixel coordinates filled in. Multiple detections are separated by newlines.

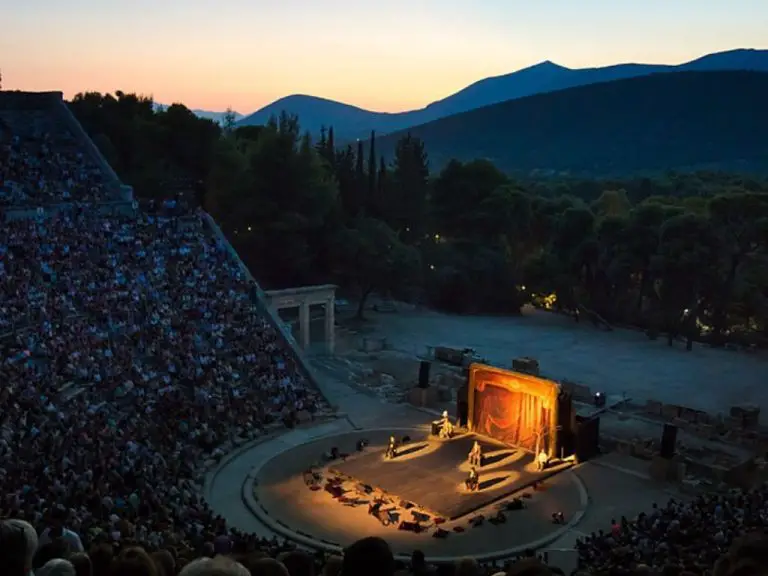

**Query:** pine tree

left=391, top=133, right=429, bottom=241
left=355, top=139, right=365, bottom=214
left=327, top=126, right=335, bottom=155
left=336, top=144, right=358, bottom=219
left=378, top=156, right=387, bottom=196
left=222, top=107, right=237, bottom=134
left=317, top=126, right=327, bottom=152
left=316, top=126, right=334, bottom=165
left=367, top=131, right=376, bottom=202
left=374, top=155, right=388, bottom=218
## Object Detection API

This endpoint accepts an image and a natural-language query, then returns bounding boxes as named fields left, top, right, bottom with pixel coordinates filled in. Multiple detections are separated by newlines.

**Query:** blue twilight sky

left=2, top=0, right=766, bottom=113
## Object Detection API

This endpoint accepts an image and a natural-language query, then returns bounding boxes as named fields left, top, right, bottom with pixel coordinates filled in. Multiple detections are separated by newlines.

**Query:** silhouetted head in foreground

left=342, top=536, right=394, bottom=576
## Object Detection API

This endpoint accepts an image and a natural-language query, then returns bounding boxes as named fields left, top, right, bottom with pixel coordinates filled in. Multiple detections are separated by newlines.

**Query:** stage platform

left=332, top=433, right=572, bottom=520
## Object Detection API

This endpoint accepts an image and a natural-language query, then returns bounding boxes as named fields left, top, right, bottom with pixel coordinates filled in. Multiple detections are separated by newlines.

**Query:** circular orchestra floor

left=249, top=427, right=588, bottom=561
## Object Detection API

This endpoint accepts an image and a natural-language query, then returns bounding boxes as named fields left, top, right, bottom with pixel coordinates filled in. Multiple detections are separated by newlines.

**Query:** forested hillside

left=70, top=91, right=768, bottom=349
left=372, top=71, right=768, bottom=176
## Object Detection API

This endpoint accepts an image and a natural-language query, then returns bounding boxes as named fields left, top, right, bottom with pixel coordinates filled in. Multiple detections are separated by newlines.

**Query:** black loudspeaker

left=555, top=391, right=575, bottom=459
left=418, top=360, right=431, bottom=388
left=457, top=402, right=469, bottom=428
left=574, top=415, right=600, bottom=462
left=660, top=424, right=678, bottom=459
left=456, top=382, right=469, bottom=426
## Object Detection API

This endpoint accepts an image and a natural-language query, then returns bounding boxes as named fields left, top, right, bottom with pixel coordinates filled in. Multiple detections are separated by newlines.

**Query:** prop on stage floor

left=368, top=498, right=398, bottom=526
left=468, top=440, right=483, bottom=466
left=432, top=411, right=455, bottom=439
left=385, top=436, right=397, bottom=459
left=384, top=435, right=413, bottom=459
left=465, top=467, right=479, bottom=491
left=303, top=467, right=323, bottom=488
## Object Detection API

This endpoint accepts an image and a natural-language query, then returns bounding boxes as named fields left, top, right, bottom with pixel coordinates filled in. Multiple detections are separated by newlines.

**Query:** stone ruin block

left=633, top=440, right=654, bottom=459
left=436, top=385, right=453, bottom=402
left=435, top=346, right=465, bottom=366
left=408, top=386, right=438, bottom=408
left=696, top=412, right=712, bottom=425
left=730, top=405, right=746, bottom=418
left=672, top=417, right=688, bottom=429
left=362, top=336, right=387, bottom=352
left=696, top=424, right=716, bottom=439
left=570, top=383, right=592, bottom=402
left=512, top=357, right=540, bottom=376
left=379, top=373, right=397, bottom=387
left=617, top=440, right=633, bottom=455
left=661, top=404, right=680, bottom=420
left=680, top=408, right=700, bottom=423
left=645, top=399, right=663, bottom=416
left=724, top=415, right=743, bottom=430
left=731, top=404, right=760, bottom=429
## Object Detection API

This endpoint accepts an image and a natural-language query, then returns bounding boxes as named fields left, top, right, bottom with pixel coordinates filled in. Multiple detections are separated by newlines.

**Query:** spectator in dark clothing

left=342, top=537, right=394, bottom=576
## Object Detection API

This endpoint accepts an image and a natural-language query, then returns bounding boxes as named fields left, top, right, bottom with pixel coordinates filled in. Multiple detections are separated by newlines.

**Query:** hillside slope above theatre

left=236, top=49, right=768, bottom=141
left=371, top=71, right=768, bottom=177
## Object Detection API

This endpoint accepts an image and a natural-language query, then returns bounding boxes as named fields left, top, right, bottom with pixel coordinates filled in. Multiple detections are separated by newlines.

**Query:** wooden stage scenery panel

left=468, top=364, right=560, bottom=456
left=332, top=434, right=570, bottom=520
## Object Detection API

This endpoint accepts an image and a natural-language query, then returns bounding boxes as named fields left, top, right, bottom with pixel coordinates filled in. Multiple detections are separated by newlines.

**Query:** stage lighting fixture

left=594, top=392, right=606, bottom=407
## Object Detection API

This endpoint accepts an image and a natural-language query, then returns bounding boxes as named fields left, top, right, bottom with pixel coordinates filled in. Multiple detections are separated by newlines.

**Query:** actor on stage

left=465, top=467, right=479, bottom=491
left=537, top=449, right=549, bottom=471
left=468, top=440, right=483, bottom=467
left=385, top=435, right=397, bottom=459
left=439, top=410, right=454, bottom=439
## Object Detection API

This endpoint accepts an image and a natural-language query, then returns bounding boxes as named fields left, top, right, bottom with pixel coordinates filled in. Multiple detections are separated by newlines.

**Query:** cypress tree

left=316, top=126, right=327, bottom=155
left=376, top=155, right=388, bottom=219
left=378, top=156, right=387, bottom=195
left=355, top=139, right=365, bottom=214
left=327, top=126, right=335, bottom=155
left=367, top=131, right=376, bottom=202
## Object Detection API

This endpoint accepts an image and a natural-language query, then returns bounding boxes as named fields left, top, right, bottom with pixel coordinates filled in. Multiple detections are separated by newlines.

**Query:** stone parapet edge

left=204, top=414, right=341, bottom=500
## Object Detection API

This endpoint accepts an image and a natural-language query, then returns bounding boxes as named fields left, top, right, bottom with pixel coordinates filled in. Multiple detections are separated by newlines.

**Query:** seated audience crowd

left=1, top=106, right=326, bottom=567
left=0, top=109, right=108, bottom=206
left=2, top=99, right=766, bottom=576
left=3, top=522, right=767, bottom=576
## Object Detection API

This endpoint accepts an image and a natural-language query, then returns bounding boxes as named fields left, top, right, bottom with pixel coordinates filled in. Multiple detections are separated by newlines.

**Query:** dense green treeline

left=70, top=92, right=768, bottom=348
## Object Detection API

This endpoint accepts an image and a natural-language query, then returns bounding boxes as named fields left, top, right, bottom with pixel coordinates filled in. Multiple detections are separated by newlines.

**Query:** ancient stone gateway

left=264, top=284, right=336, bottom=353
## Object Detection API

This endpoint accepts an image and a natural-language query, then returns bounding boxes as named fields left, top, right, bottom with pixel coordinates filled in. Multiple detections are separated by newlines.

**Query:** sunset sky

left=3, top=0, right=766, bottom=114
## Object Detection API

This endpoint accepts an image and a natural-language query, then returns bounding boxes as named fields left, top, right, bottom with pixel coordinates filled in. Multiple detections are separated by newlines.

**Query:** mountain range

left=366, top=70, right=768, bottom=177
left=154, top=103, right=244, bottom=125
left=191, top=109, right=244, bottom=125
left=236, top=48, right=768, bottom=141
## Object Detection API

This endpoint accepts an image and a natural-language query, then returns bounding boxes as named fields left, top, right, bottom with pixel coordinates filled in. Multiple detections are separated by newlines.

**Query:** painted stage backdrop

left=472, top=378, right=553, bottom=453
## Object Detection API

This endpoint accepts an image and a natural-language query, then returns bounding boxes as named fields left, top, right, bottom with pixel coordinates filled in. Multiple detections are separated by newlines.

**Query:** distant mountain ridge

left=191, top=109, right=244, bottom=125
left=237, top=49, right=768, bottom=141
left=154, top=103, right=243, bottom=125
left=368, top=70, right=768, bottom=178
